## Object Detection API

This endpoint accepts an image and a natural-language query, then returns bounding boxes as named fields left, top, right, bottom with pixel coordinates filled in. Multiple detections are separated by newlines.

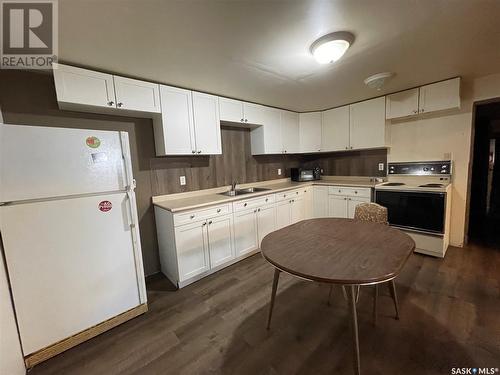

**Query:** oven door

left=375, top=189, right=446, bottom=235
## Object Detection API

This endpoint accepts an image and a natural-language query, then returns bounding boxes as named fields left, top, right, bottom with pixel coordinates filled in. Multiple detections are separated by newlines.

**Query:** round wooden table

left=261, top=218, right=415, bottom=375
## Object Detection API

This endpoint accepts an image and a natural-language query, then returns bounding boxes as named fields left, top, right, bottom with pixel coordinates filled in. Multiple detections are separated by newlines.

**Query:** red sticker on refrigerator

left=98, top=200, right=112, bottom=212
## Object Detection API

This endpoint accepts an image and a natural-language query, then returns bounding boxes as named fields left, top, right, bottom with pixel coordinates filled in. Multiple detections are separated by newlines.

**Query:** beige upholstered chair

left=328, top=203, right=400, bottom=325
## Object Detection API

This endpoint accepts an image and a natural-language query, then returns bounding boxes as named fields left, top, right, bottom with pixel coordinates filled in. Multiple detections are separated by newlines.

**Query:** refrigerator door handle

left=119, top=132, right=134, bottom=191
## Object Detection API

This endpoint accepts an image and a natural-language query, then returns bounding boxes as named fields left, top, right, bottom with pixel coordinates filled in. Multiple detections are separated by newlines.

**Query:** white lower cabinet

left=156, top=184, right=372, bottom=288
left=233, top=208, right=259, bottom=257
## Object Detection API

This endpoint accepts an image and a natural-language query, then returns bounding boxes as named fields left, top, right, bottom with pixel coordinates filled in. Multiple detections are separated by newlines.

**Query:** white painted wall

left=388, top=73, right=500, bottom=246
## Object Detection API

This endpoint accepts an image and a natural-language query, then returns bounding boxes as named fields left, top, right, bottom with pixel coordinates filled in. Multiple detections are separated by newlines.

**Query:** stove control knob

left=423, top=167, right=429, bottom=171
left=430, top=167, right=435, bottom=171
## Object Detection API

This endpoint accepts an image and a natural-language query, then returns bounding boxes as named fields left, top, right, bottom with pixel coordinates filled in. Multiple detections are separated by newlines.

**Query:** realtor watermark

left=451, top=368, right=499, bottom=374
left=1, top=0, right=58, bottom=69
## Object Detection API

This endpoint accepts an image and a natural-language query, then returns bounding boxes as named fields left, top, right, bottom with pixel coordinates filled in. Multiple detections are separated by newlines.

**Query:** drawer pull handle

left=217, top=209, right=221, bottom=213
left=258, top=208, right=261, bottom=212
left=244, top=203, right=247, bottom=207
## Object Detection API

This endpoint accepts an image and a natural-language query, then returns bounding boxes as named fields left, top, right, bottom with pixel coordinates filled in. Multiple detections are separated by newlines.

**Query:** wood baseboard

left=25, top=303, right=148, bottom=368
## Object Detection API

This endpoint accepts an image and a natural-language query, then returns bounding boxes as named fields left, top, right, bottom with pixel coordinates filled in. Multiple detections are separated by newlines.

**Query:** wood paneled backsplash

left=151, top=126, right=387, bottom=195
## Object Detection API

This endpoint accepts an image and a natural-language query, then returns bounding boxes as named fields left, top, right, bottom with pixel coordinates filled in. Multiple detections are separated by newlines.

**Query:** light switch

left=278, top=168, right=282, bottom=175
left=180, top=176, right=186, bottom=186
left=378, top=163, right=384, bottom=171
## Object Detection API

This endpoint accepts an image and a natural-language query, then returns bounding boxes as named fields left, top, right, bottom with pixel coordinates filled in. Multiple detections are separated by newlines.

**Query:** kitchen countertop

left=153, top=177, right=381, bottom=213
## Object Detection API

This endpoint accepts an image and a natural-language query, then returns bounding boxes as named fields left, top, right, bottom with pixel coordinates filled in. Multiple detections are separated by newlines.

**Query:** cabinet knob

left=190, top=215, right=195, bottom=219
left=245, top=119, right=248, bottom=122
left=197, top=150, right=202, bottom=154
left=258, top=208, right=261, bottom=212
left=117, top=102, right=123, bottom=108
left=421, top=109, right=425, bottom=113
left=202, top=222, right=207, bottom=226
left=191, top=150, right=196, bottom=154
left=350, top=146, right=353, bottom=149
left=265, top=198, right=268, bottom=202
left=241, top=118, right=244, bottom=122
left=254, top=209, right=257, bottom=213
left=318, top=149, right=321, bottom=152
left=354, top=191, right=358, bottom=194
left=296, top=191, right=299, bottom=195
left=208, top=220, right=213, bottom=225
left=107, top=101, right=114, bottom=106
left=217, top=208, right=221, bottom=213
left=244, top=203, right=247, bottom=207
left=344, top=197, right=347, bottom=200
left=413, top=110, right=418, bottom=114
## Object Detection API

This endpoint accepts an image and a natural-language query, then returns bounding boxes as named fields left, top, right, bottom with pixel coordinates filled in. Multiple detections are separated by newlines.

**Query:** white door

left=219, top=97, right=244, bottom=123
left=385, top=88, right=419, bottom=119
left=262, top=107, right=283, bottom=153
left=257, top=205, right=276, bottom=246
left=52, top=63, right=116, bottom=109
left=192, top=92, right=222, bottom=154
left=156, top=85, right=196, bottom=155
left=276, top=200, right=292, bottom=229
left=0, top=193, right=141, bottom=355
left=302, top=187, right=313, bottom=219
left=243, top=103, right=264, bottom=124
left=328, top=195, right=348, bottom=218
left=419, top=78, right=460, bottom=114
left=322, top=105, right=350, bottom=151
left=347, top=197, right=370, bottom=219
left=291, top=197, right=305, bottom=224
left=175, top=221, right=210, bottom=281
left=281, top=110, right=300, bottom=153
left=0, top=125, right=126, bottom=202
left=349, top=97, right=386, bottom=150
left=113, top=76, right=161, bottom=113
left=299, top=112, right=322, bottom=153
left=313, top=186, right=329, bottom=218
left=207, top=214, right=234, bottom=268
left=233, top=209, right=258, bottom=256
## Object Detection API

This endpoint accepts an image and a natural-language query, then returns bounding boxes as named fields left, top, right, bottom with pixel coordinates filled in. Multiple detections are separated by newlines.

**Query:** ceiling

left=59, top=0, right=500, bottom=112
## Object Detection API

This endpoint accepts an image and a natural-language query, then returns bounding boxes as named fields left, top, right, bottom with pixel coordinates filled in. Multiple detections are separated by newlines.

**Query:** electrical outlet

left=180, top=176, right=186, bottom=186
left=378, top=163, right=384, bottom=171
left=278, top=168, right=282, bottom=175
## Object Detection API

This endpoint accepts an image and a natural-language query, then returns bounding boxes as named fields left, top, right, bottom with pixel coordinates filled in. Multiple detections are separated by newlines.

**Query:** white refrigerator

left=0, top=123, right=147, bottom=366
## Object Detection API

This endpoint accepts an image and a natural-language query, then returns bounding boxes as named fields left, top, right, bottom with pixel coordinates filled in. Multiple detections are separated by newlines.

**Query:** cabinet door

left=219, top=97, right=244, bottom=123
left=419, top=78, right=460, bottom=114
left=113, top=76, right=161, bottom=113
left=207, top=215, right=234, bottom=268
left=291, top=197, right=305, bottom=224
left=52, top=63, right=116, bottom=109
left=175, top=221, right=209, bottom=281
left=299, top=112, right=322, bottom=153
left=322, top=105, right=350, bottom=151
left=385, top=88, right=419, bottom=119
left=328, top=196, right=348, bottom=218
left=313, top=186, right=329, bottom=218
left=192, top=92, right=222, bottom=154
left=262, top=107, right=283, bottom=153
left=281, top=110, right=300, bottom=153
left=257, top=205, right=276, bottom=246
left=347, top=197, right=370, bottom=219
left=303, top=187, right=313, bottom=219
left=156, top=85, right=196, bottom=155
left=276, top=200, right=292, bottom=229
left=349, top=97, right=386, bottom=150
left=244, top=102, right=264, bottom=124
left=233, top=209, right=258, bottom=257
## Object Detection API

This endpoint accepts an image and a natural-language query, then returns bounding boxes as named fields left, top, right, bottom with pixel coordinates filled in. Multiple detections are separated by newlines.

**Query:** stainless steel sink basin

left=219, top=187, right=271, bottom=196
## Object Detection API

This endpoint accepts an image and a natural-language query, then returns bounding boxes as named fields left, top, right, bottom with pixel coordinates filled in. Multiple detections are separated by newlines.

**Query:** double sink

left=218, top=187, right=271, bottom=197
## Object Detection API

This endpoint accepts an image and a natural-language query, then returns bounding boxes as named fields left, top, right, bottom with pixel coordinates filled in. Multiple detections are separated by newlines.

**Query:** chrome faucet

left=231, top=180, right=238, bottom=192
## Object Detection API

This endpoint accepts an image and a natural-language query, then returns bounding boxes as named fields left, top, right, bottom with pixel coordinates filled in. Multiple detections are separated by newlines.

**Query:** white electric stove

left=375, top=161, right=453, bottom=258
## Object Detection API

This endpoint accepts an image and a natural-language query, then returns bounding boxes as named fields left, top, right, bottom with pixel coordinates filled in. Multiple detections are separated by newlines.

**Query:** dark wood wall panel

left=151, top=127, right=387, bottom=195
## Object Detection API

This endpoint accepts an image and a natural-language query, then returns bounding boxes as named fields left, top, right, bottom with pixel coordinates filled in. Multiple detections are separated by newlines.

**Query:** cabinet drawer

left=329, top=186, right=371, bottom=198
left=275, top=189, right=303, bottom=202
left=174, top=204, right=232, bottom=226
left=233, top=194, right=275, bottom=212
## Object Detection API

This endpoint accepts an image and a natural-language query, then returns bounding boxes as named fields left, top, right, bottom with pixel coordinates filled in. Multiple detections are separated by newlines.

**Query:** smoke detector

left=364, top=72, right=394, bottom=90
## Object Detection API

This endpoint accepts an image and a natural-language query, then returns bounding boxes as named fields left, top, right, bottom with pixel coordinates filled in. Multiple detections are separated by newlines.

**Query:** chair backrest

left=354, top=203, right=388, bottom=225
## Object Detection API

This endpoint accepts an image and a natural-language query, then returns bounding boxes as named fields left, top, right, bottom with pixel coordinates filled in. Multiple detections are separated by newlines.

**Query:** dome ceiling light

left=310, top=31, right=355, bottom=64
left=364, top=72, right=395, bottom=90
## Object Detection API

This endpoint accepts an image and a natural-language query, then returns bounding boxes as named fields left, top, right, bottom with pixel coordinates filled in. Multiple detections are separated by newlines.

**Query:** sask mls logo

left=1, top=0, right=58, bottom=69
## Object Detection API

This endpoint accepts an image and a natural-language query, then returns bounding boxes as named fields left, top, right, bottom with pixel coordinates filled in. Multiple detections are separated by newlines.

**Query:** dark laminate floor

left=32, top=243, right=500, bottom=375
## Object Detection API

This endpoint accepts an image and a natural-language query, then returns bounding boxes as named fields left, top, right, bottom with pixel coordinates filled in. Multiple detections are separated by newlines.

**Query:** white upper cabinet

left=192, top=92, right=222, bottom=155
left=419, top=77, right=460, bottom=114
left=299, top=112, right=322, bottom=153
left=244, top=103, right=265, bottom=125
left=349, top=97, right=387, bottom=150
left=219, top=97, right=244, bottom=123
left=386, top=88, right=419, bottom=119
left=281, top=110, right=300, bottom=154
left=153, top=85, right=196, bottom=156
left=113, top=76, right=161, bottom=113
left=386, top=78, right=461, bottom=120
left=250, top=107, right=282, bottom=155
left=322, top=105, right=350, bottom=152
left=53, top=63, right=115, bottom=109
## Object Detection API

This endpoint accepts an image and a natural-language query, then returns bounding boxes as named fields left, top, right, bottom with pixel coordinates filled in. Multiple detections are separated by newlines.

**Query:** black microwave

left=291, top=167, right=321, bottom=182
